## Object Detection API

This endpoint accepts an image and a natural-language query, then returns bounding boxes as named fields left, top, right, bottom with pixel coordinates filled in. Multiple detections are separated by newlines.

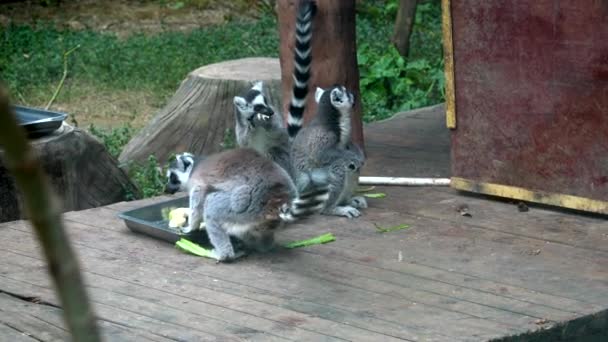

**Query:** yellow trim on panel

left=441, top=0, right=457, bottom=129
left=451, top=177, right=608, bottom=215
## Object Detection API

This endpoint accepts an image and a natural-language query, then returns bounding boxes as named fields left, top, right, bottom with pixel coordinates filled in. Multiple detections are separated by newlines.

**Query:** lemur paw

left=350, top=196, right=368, bottom=209
left=180, top=220, right=206, bottom=234
left=180, top=224, right=194, bottom=234
left=329, top=206, right=361, bottom=219
left=211, top=249, right=247, bottom=263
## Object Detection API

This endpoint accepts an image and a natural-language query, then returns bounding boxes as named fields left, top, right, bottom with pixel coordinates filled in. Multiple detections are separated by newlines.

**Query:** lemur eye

left=348, top=163, right=356, bottom=171
left=253, top=104, right=265, bottom=112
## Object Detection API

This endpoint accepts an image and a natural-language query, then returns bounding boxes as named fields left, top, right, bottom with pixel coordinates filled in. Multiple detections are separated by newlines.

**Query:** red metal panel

left=450, top=0, right=608, bottom=202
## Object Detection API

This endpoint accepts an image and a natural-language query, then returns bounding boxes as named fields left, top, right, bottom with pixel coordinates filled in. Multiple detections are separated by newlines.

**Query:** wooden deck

left=1, top=105, right=607, bottom=341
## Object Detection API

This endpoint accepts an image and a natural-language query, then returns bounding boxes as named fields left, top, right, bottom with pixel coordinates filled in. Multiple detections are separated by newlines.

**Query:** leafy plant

left=357, top=0, right=444, bottom=121
left=221, top=127, right=236, bottom=150
left=87, top=124, right=135, bottom=159
left=128, top=155, right=167, bottom=199
left=87, top=124, right=165, bottom=199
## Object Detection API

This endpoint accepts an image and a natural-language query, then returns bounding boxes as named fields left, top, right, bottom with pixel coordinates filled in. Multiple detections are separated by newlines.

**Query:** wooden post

left=277, top=0, right=364, bottom=149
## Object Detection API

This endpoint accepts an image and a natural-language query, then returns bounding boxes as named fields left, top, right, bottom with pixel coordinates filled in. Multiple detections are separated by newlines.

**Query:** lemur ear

left=233, top=96, right=247, bottom=109
left=314, top=87, right=325, bottom=103
left=175, top=153, right=193, bottom=171
left=181, top=155, right=192, bottom=170
left=251, top=81, right=264, bottom=92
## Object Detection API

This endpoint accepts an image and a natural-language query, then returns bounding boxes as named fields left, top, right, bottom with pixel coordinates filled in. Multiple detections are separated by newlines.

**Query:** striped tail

left=287, top=0, right=317, bottom=138
left=280, top=186, right=329, bottom=223
left=280, top=168, right=329, bottom=223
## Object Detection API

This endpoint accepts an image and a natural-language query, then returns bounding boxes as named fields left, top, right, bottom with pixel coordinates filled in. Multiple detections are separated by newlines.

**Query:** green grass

left=0, top=15, right=279, bottom=103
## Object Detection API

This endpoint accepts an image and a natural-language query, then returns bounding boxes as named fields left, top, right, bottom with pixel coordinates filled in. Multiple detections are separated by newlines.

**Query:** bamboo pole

left=359, top=176, right=451, bottom=186
left=0, top=84, right=101, bottom=341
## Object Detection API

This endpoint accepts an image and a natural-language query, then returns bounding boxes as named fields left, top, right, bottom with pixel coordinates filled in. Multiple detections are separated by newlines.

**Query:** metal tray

left=117, top=196, right=211, bottom=245
left=13, top=105, right=68, bottom=138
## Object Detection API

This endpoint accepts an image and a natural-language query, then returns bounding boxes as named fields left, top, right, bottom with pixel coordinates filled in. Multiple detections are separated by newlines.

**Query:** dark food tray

left=14, top=105, right=68, bottom=138
left=118, top=196, right=210, bottom=245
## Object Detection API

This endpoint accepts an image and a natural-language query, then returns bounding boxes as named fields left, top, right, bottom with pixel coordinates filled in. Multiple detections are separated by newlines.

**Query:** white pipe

left=358, top=177, right=451, bottom=186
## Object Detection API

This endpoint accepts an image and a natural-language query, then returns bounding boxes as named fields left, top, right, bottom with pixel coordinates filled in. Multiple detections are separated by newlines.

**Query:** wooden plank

left=0, top=296, right=67, bottom=342
left=0, top=229, right=444, bottom=341
left=0, top=275, right=266, bottom=342
left=0, top=322, right=41, bottom=342
left=65, top=201, right=607, bottom=312
left=3, top=189, right=607, bottom=340
left=363, top=186, right=608, bottom=253
left=0, top=293, right=172, bottom=342
left=2, top=214, right=591, bottom=340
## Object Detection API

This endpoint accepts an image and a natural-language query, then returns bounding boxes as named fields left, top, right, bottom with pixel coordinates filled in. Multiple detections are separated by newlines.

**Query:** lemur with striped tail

left=289, top=85, right=367, bottom=218
left=232, top=0, right=316, bottom=176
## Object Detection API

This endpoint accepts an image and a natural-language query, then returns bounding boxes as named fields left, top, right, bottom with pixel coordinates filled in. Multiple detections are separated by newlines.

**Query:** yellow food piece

left=168, top=208, right=189, bottom=228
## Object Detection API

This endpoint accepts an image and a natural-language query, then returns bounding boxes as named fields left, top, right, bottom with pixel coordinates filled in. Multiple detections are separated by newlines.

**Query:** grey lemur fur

left=232, top=0, right=316, bottom=176
left=165, top=149, right=329, bottom=262
left=289, top=85, right=367, bottom=218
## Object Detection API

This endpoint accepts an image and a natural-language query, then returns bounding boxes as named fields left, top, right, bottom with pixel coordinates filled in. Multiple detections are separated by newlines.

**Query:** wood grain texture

left=0, top=124, right=139, bottom=223
left=449, top=0, right=608, bottom=206
left=119, top=58, right=283, bottom=167
left=277, top=0, right=364, bottom=148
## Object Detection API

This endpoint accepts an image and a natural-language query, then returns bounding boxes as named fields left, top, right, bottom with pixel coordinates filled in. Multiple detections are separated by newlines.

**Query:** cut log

left=119, top=57, right=283, bottom=167
left=277, top=0, right=364, bottom=149
left=0, top=123, right=140, bottom=223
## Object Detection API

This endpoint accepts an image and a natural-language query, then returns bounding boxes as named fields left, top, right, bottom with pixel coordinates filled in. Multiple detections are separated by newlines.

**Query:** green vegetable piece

left=363, top=192, right=386, bottom=198
left=175, top=238, right=215, bottom=259
left=284, top=233, right=336, bottom=249
left=374, top=223, right=409, bottom=233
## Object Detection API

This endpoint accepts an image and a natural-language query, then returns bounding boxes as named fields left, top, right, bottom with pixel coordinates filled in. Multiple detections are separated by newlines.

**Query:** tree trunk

left=119, top=57, right=283, bottom=167
left=0, top=123, right=139, bottom=223
left=392, top=0, right=418, bottom=57
left=277, top=0, right=364, bottom=149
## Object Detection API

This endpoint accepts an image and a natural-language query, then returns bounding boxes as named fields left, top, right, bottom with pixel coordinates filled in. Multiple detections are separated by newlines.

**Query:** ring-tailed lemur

left=165, top=149, right=329, bottom=262
left=289, top=85, right=367, bottom=218
left=232, top=0, right=316, bottom=175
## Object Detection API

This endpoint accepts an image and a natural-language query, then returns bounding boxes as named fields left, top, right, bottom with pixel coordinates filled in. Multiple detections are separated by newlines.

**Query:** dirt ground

left=0, top=0, right=261, bottom=37
left=0, top=0, right=265, bottom=129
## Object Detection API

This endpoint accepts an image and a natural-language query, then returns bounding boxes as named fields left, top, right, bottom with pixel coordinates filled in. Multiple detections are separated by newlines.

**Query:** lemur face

left=164, top=152, right=194, bottom=194
left=233, top=81, right=274, bottom=125
left=315, top=85, right=355, bottom=110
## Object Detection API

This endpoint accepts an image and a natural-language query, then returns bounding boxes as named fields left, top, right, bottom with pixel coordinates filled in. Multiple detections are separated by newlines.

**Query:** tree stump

left=0, top=123, right=140, bottom=223
left=119, top=57, right=283, bottom=167
left=277, top=0, right=364, bottom=148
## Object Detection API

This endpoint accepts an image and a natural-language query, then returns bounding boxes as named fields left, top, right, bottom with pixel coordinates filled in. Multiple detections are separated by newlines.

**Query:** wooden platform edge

left=451, top=177, right=608, bottom=215
left=490, top=308, right=608, bottom=342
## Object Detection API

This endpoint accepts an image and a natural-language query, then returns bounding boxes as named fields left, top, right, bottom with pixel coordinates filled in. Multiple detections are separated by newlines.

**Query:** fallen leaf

left=363, top=192, right=386, bottom=199
left=455, top=204, right=472, bottom=217
left=374, top=223, right=409, bottom=233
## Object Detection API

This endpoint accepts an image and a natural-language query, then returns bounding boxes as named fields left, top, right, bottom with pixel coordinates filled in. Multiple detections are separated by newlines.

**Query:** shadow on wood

left=119, top=57, right=283, bottom=167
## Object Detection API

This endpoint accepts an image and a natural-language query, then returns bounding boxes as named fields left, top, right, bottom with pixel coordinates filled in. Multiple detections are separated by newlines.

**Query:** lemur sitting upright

left=232, top=0, right=316, bottom=176
left=289, top=85, right=367, bottom=218
left=165, top=149, right=329, bottom=262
